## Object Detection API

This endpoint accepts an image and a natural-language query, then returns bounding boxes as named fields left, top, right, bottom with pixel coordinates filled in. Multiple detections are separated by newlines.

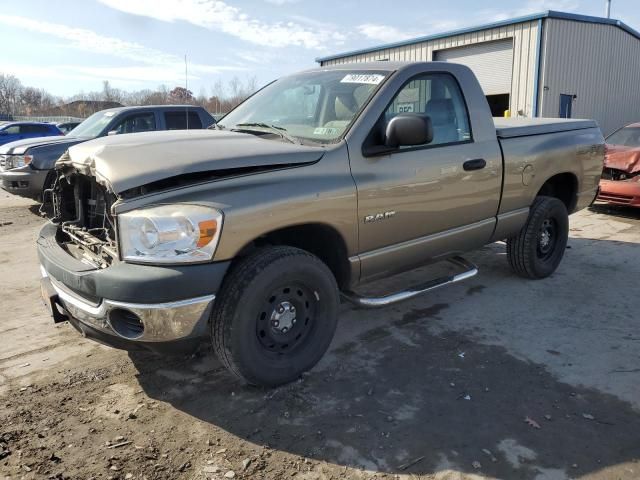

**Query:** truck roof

left=310, top=61, right=440, bottom=73
left=96, top=104, right=206, bottom=115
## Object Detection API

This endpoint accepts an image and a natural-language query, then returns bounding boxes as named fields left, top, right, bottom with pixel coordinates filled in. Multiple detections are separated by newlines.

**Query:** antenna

left=185, top=54, right=189, bottom=129
left=605, top=0, right=611, bottom=18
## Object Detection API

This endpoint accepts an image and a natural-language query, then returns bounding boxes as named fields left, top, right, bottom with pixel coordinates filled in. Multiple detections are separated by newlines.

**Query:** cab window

left=164, top=111, right=203, bottom=130
left=112, top=113, right=156, bottom=134
left=384, top=73, right=472, bottom=146
left=22, top=124, right=51, bottom=134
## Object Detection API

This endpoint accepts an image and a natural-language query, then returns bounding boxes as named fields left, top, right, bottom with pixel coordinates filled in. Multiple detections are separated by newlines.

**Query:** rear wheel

left=210, top=246, right=339, bottom=387
left=506, top=196, right=569, bottom=279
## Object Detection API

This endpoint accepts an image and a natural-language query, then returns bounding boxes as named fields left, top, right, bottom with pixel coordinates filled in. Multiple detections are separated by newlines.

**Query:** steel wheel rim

left=256, top=284, right=316, bottom=355
left=537, top=218, right=557, bottom=259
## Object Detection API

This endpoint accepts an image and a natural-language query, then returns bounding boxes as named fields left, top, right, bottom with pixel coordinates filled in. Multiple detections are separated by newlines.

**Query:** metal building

left=316, top=11, right=640, bottom=135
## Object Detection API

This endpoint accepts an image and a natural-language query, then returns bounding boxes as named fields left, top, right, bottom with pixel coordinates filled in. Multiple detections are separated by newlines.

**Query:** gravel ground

left=1, top=192, right=639, bottom=480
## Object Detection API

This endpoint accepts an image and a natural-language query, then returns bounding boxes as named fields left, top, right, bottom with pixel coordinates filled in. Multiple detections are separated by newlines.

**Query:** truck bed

left=494, top=118, right=599, bottom=138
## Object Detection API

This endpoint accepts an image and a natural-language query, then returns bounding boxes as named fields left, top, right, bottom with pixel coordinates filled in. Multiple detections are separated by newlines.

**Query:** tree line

left=0, top=73, right=260, bottom=118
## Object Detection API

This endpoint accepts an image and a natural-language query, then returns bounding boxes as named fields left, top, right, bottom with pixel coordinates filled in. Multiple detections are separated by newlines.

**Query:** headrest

left=335, top=95, right=357, bottom=121
left=426, top=98, right=455, bottom=125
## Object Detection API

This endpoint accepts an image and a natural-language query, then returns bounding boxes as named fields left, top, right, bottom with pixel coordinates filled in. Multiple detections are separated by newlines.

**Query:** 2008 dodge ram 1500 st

left=38, top=62, right=605, bottom=386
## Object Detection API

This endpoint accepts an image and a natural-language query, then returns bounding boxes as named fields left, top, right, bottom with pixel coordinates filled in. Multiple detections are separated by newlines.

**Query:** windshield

left=606, top=126, right=640, bottom=147
left=218, top=70, right=389, bottom=144
left=67, top=111, right=116, bottom=138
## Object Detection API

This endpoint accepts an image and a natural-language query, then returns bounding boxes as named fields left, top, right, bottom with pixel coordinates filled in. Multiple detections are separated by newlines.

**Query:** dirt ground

left=1, top=192, right=639, bottom=480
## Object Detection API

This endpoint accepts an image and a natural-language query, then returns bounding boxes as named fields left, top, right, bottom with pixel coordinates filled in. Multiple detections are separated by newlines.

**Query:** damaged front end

left=598, top=145, right=640, bottom=206
left=42, top=152, right=119, bottom=269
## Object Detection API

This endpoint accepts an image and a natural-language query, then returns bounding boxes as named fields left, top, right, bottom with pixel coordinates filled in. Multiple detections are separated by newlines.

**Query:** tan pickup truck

left=38, top=62, right=604, bottom=386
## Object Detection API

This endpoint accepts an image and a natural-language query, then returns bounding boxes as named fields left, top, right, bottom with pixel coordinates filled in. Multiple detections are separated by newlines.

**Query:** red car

left=598, top=122, right=640, bottom=206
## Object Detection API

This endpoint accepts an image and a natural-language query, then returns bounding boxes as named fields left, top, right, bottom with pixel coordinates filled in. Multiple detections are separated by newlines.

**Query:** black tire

left=211, top=246, right=339, bottom=387
left=506, top=196, right=569, bottom=279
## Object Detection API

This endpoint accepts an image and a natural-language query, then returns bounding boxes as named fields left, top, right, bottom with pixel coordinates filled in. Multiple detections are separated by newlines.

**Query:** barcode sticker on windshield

left=340, top=74, right=385, bottom=85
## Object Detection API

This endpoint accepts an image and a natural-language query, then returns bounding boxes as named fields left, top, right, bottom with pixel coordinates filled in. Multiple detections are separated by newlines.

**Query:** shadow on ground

left=129, top=300, right=640, bottom=479
left=589, top=202, right=640, bottom=221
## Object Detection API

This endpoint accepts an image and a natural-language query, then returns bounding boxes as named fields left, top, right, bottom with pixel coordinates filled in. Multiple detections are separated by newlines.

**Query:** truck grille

left=52, top=172, right=118, bottom=266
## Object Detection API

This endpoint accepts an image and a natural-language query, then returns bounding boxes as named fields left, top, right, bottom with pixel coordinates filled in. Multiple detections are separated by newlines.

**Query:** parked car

left=56, top=121, right=81, bottom=134
left=597, top=122, right=640, bottom=206
left=39, top=62, right=604, bottom=386
left=0, top=121, right=63, bottom=146
left=0, top=105, right=214, bottom=200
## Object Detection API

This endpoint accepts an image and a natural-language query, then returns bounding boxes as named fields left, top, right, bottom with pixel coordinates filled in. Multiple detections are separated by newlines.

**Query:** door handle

left=463, top=158, right=486, bottom=171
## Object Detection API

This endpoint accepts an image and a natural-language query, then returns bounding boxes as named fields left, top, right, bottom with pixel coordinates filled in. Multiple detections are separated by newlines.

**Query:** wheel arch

left=535, top=172, right=579, bottom=213
left=233, top=223, right=352, bottom=289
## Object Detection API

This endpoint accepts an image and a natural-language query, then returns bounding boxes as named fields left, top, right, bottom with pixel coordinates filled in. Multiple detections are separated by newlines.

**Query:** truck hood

left=605, top=144, right=640, bottom=173
left=0, top=135, right=87, bottom=155
left=62, top=129, right=325, bottom=194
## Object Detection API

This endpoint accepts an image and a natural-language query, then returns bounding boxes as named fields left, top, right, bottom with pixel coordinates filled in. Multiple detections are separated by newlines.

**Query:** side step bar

left=341, top=256, right=478, bottom=309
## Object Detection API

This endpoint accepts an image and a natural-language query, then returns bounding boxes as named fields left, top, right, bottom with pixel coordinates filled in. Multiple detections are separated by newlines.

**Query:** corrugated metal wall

left=320, top=21, right=540, bottom=117
left=539, top=19, right=640, bottom=135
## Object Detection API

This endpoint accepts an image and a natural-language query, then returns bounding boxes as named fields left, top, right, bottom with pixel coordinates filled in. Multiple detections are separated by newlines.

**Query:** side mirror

left=107, top=130, right=118, bottom=136
left=385, top=114, right=433, bottom=148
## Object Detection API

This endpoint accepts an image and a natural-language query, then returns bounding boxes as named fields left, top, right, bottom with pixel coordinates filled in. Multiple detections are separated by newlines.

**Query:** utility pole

left=185, top=54, right=189, bottom=129
left=606, top=0, right=611, bottom=18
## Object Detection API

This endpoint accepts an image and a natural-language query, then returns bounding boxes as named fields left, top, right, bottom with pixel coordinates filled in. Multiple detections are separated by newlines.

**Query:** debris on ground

left=525, top=416, right=541, bottom=429
left=482, top=448, right=498, bottom=462
left=107, top=441, right=133, bottom=449
left=397, top=455, right=425, bottom=471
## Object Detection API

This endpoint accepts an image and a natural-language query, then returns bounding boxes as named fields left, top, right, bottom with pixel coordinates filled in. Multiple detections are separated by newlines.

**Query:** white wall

left=320, top=21, right=540, bottom=118
left=539, top=19, right=640, bottom=135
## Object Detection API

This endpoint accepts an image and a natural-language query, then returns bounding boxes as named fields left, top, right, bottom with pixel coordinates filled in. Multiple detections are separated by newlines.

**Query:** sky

left=1, top=0, right=639, bottom=98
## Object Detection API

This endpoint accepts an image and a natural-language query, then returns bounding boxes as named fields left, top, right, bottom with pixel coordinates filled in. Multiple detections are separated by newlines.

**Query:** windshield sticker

left=340, top=74, right=385, bottom=85
left=314, top=127, right=339, bottom=136
left=104, top=112, right=115, bottom=117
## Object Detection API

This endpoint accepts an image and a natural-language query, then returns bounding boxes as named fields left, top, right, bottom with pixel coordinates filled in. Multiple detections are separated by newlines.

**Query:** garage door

left=434, top=39, right=513, bottom=96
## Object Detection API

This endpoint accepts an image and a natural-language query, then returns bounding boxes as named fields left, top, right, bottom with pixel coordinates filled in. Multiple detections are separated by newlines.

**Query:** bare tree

left=0, top=74, right=23, bottom=116
left=0, top=73, right=261, bottom=117
left=20, top=87, right=43, bottom=115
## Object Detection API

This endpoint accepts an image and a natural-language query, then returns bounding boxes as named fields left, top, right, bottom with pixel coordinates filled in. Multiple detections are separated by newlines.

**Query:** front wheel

left=210, top=246, right=339, bottom=387
left=506, top=196, right=569, bottom=279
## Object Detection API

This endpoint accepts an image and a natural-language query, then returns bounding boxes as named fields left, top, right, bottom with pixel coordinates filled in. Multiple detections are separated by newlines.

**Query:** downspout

left=532, top=18, right=543, bottom=117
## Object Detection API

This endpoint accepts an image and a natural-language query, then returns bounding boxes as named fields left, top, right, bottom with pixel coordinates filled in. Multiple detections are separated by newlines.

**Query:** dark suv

left=0, top=105, right=214, bottom=200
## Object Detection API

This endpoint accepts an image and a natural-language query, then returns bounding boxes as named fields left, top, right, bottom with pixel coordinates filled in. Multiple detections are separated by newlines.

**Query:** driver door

left=349, top=72, right=502, bottom=280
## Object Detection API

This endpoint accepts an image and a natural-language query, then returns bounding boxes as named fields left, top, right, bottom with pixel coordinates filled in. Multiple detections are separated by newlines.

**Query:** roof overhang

left=316, top=10, right=640, bottom=64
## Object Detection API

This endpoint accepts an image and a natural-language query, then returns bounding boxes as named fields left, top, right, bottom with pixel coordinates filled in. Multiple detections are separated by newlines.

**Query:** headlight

left=118, top=205, right=223, bottom=264
left=6, top=155, right=32, bottom=169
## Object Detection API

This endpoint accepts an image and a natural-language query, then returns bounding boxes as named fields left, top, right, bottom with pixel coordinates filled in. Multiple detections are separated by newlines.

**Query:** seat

left=323, top=95, right=357, bottom=131
left=134, top=117, right=153, bottom=132
left=425, top=98, right=459, bottom=144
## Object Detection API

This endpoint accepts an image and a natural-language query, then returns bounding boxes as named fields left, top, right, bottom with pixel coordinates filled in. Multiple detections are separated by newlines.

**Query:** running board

left=341, top=256, right=478, bottom=308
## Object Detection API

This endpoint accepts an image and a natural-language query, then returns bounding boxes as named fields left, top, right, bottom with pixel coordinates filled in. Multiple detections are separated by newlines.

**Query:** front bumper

left=598, top=179, right=640, bottom=207
left=0, top=164, right=49, bottom=199
left=37, top=222, right=231, bottom=354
